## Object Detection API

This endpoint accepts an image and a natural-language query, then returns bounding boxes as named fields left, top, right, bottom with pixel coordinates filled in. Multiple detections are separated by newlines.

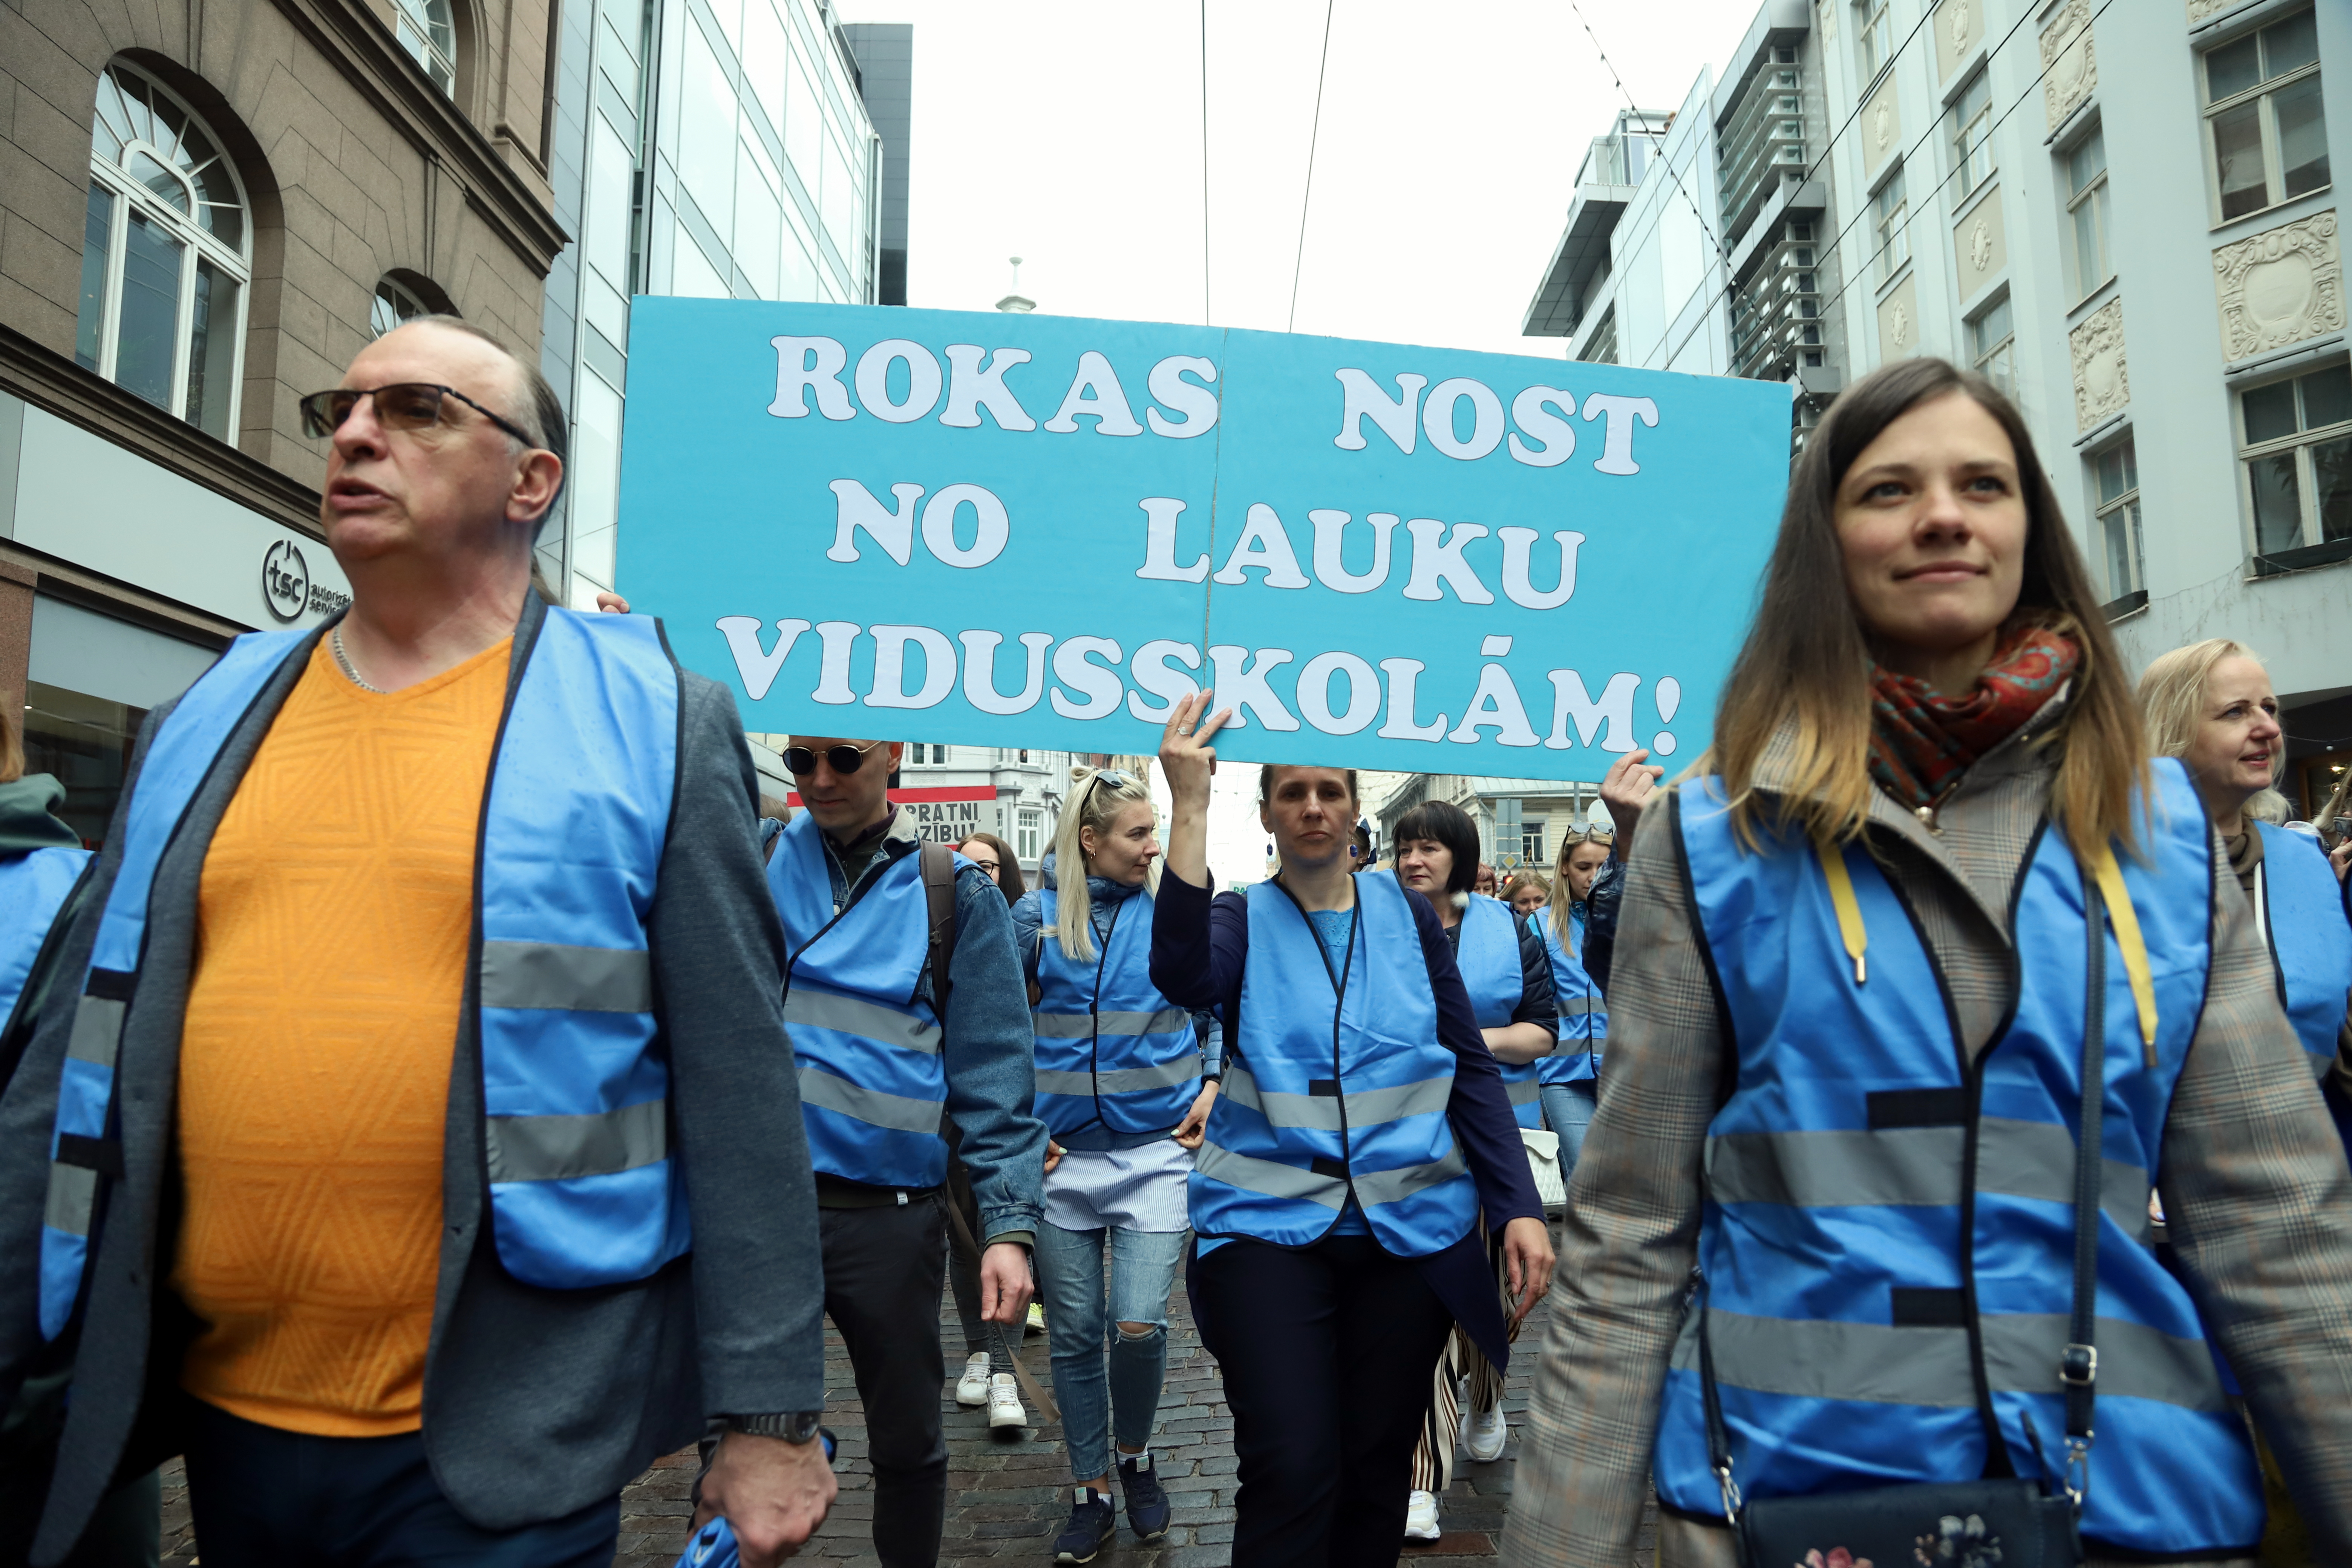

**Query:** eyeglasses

left=784, top=741, right=887, bottom=776
left=299, top=383, right=541, bottom=448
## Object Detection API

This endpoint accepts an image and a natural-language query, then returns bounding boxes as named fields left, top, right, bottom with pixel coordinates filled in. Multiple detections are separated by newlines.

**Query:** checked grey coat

left=1503, top=694, right=2352, bottom=1568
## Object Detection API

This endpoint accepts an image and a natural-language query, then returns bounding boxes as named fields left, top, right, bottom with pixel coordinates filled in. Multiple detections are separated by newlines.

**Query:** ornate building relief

left=1954, top=187, right=2007, bottom=300
left=1936, top=0, right=1983, bottom=81
left=1864, top=74, right=1902, bottom=181
left=2069, top=297, right=2130, bottom=432
left=2040, top=0, right=2097, bottom=132
left=1878, top=273, right=1922, bottom=363
left=2186, top=0, right=2239, bottom=22
left=2213, top=211, right=2345, bottom=362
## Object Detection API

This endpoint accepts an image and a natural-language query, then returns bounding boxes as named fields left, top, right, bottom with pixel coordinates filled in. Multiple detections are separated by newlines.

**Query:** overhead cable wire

left=1201, top=0, right=1213, bottom=326
left=1563, top=0, right=1727, bottom=274
left=1288, top=0, right=1337, bottom=335
left=1554, top=0, right=1940, bottom=366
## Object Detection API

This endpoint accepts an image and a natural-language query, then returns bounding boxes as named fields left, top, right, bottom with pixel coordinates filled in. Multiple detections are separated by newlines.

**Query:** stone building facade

left=0, top=0, right=566, bottom=840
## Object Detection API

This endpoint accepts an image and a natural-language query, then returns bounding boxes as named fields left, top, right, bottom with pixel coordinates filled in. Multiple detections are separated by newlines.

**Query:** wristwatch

left=724, top=1411, right=826, bottom=1443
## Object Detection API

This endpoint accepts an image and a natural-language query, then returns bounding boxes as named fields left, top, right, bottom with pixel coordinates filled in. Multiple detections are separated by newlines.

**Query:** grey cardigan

left=0, top=596, right=827, bottom=1561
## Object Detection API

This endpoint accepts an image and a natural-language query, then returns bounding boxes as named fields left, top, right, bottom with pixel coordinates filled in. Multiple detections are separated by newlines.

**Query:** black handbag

left=1697, top=872, right=2123, bottom=1568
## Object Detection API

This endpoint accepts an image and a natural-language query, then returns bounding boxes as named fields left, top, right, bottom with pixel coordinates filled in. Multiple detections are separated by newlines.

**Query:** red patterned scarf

left=1867, top=626, right=2080, bottom=810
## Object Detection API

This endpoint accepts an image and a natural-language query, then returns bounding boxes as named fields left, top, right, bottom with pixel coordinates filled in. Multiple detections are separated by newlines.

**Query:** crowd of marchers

left=3, top=319, right=2352, bottom=1568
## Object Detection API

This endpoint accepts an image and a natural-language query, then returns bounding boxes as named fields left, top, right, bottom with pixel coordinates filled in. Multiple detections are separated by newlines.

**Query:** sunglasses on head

left=784, top=741, right=887, bottom=776
left=298, top=383, right=541, bottom=447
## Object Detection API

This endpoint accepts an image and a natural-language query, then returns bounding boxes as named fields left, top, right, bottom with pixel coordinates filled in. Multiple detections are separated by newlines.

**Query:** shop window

left=2203, top=10, right=2327, bottom=224
left=75, top=61, right=251, bottom=442
left=2093, top=438, right=2145, bottom=611
left=1873, top=167, right=1909, bottom=284
left=20, top=683, right=145, bottom=848
left=1949, top=71, right=1994, bottom=202
left=2239, top=362, right=2352, bottom=570
left=396, top=0, right=457, bottom=96
left=2063, top=124, right=2112, bottom=301
left=1967, top=295, right=2014, bottom=400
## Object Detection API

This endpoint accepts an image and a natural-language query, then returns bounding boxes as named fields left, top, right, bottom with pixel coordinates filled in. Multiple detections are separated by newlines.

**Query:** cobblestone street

left=159, top=1231, right=1658, bottom=1566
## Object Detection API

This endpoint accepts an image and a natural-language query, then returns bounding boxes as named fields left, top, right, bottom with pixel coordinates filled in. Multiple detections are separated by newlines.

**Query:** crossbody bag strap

left=2064, top=859, right=2109, bottom=1505
left=1698, top=1268, right=1741, bottom=1524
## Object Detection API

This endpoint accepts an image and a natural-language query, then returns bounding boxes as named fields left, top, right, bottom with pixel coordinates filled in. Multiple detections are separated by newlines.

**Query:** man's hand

left=1172, top=1081, right=1219, bottom=1149
left=595, top=591, right=631, bottom=614
left=693, top=1431, right=836, bottom=1566
left=978, top=1240, right=1034, bottom=1325
left=1501, top=1215, right=1556, bottom=1326
left=1600, top=749, right=1664, bottom=860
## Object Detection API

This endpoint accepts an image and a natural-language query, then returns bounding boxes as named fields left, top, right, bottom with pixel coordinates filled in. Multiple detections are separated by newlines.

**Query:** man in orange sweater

left=0, top=320, right=832, bottom=1567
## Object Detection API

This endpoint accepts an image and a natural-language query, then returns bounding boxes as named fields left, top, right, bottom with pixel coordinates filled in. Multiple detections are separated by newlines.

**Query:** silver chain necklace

left=330, top=626, right=388, bottom=694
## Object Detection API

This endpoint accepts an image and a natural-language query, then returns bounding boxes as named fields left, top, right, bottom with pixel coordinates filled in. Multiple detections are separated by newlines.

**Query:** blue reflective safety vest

left=39, top=612, right=688, bottom=1339
left=1, top=844, right=90, bottom=1043
left=1032, top=887, right=1200, bottom=1136
left=1191, top=870, right=1479, bottom=1257
left=1455, top=894, right=1541, bottom=1129
left=1532, top=909, right=1605, bottom=1087
left=2252, top=821, right=2352, bottom=1081
left=1655, top=762, right=2262, bottom=1557
left=768, top=812, right=951, bottom=1189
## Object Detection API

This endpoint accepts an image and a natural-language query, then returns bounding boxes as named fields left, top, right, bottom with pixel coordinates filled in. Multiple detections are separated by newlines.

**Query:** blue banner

left=616, top=299, right=1788, bottom=775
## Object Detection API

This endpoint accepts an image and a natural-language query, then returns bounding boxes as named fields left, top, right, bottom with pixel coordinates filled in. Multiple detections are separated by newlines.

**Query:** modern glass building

left=537, top=0, right=902, bottom=608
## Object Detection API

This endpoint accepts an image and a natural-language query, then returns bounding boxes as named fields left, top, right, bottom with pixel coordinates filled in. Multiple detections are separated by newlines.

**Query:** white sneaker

left=987, top=1371, right=1027, bottom=1429
left=1404, top=1488, right=1441, bottom=1541
left=1464, top=1406, right=1509, bottom=1462
left=954, top=1351, right=991, bottom=1406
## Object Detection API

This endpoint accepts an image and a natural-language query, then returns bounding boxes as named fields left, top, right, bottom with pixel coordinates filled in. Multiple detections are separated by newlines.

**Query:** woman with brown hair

left=1504, top=357, right=2352, bottom=1567
left=956, top=830, right=1028, bottom=903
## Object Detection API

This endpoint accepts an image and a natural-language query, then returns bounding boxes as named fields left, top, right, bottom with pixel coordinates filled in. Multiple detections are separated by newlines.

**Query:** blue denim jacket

left=814, top=812, right=1046, bottom=1245
left=1010, top=857, right=1223, bottom=1154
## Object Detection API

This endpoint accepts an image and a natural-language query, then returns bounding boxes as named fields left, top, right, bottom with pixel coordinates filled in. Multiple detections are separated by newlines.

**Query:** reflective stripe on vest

left=769, top=812, right=949, bottom=1188
left=40, top=612, right=686, bottom=1337
left=0, top=845, right=90, bottom=1041
left=1533, top=911, right=1605, bottom=1086
left=1032, top=888, right=1201, bottom=1135
left=1457, top=896, right=1540, bottom=1128
left=1191, top=871, right=1478, bottom=1256
left=2252, top=821, right=2352, bottom=1081
left=1655, top=762, right=2262, bottom=1556
left=40, top=628, right=302, bottom=1338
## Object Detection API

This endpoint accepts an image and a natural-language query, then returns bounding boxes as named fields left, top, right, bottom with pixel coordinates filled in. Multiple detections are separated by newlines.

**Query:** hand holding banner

left=615, top=300, right=1788, bottom=775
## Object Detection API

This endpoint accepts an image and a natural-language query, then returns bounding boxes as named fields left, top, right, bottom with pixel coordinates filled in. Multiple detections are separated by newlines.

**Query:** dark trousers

left=822, top=1196, right=951, bottom=1568
left=1192, top=1235, right=1457, bottom=1567
left=181, top=1402, right=616, bottom=1567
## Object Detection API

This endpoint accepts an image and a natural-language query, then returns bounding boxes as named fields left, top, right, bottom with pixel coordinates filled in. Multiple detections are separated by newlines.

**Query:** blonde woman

left=2139, top=639, right=2352, bottom=1087
left=1530, top=833, right=1608, bottom=1181
left=1507, top=357, right=2352, bottom=1566
left=1503, top=871, right=1550, bottom=919
left=1009, top=767, right=1217, bottom=1562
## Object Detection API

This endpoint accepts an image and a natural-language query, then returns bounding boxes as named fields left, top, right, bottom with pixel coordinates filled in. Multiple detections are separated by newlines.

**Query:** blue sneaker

left=1053, top=1486, right=1117, bottom=1563
left=1118, top=1452, right=1171, bottom=1541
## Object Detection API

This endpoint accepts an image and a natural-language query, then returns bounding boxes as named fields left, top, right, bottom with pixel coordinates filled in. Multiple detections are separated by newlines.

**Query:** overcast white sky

left=837, top=0, right=1760, bottom=872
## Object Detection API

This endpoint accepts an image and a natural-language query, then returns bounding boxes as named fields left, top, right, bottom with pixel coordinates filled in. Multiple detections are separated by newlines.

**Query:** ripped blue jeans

left=1033, top=1221, right=1190, bottom=1482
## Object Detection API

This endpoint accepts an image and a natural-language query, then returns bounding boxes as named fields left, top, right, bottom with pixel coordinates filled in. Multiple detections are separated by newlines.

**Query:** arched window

left=395, top=0, right=456, bottom=96
left=74, top=62, right=251, bottom=442
left=371, top=275, right=433, bottom=337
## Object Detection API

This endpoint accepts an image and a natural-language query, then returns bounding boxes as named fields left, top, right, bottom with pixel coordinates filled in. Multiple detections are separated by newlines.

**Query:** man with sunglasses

left=764, top=736, right=1046, bottom=1568
left=0, top=319, right=834, bottom=1568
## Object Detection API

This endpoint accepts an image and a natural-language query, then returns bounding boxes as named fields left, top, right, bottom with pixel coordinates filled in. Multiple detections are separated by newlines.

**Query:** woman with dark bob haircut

left=1504, top=357, right=2352, bottom=1567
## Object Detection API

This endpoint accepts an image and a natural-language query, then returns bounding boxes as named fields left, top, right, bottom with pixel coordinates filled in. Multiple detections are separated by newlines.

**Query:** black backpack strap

left=920, top=840, right=960, bottom=1020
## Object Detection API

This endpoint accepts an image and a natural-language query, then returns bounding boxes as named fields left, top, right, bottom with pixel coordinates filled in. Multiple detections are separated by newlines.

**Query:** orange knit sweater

left=173, top=636, right=510, bottom=1435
